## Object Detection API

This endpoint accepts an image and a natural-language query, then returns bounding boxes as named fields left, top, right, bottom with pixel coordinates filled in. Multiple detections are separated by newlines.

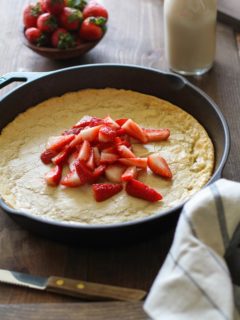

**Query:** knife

left=0, top=269, right=146, bottom=301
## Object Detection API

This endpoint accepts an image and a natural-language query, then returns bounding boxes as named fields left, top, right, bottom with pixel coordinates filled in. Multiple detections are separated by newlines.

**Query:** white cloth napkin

left=144, top=179, right=240, bottom=320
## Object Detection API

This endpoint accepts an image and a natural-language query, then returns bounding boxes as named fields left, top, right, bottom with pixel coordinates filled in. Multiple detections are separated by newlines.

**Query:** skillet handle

left=0, top=71, right=48, bottom=90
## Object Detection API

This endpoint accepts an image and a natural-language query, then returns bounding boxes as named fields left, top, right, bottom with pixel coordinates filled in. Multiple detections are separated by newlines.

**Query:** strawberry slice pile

left=41, top=115, right=172, bottom=202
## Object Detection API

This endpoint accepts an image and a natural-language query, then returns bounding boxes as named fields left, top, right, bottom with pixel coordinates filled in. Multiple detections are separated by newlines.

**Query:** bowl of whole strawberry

left=23, top=0, right=108, bottom=59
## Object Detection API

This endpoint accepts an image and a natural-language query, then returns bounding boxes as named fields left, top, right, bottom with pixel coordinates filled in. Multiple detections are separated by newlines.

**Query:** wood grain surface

left=0, top=302, right=147, bottom=320
left=218, top=0, right=240, bottom=30
left=0, top=0, right=240, bottom=319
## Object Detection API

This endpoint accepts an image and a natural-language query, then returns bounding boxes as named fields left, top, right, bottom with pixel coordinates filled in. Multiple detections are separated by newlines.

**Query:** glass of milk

left=164, top=0, right=217, bottom=76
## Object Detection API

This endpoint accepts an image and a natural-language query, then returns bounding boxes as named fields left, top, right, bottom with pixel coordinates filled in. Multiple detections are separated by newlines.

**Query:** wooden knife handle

left=46, top=276, right=146, bottom=302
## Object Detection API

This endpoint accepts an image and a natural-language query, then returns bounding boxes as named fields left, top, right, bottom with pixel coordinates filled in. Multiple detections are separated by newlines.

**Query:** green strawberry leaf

left=67, top=10, right=83, bottom=23
left=31, top=3, right=42, bottom=17
left=36, top=33, right=48, bottom=47
left=89, top=17, right=107, bottom=26
left=58, top=32, right=76, bottom=49
left=66, top=0, right=87, bottom=11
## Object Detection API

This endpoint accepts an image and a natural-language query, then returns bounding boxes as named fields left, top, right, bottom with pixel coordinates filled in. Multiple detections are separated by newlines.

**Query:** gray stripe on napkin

left=182, top=209, right=229, bottom=274
left=169, top=251, right=230, bottom=320
left=206, top=246, right=229, bottom=275
left=182, top=209, right=198, bottom=238
left=210, top=184, right=230, bottom=248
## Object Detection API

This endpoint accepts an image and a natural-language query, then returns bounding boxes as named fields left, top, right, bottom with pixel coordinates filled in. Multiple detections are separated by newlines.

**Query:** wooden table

left=0, top=0, right=239, bottom=319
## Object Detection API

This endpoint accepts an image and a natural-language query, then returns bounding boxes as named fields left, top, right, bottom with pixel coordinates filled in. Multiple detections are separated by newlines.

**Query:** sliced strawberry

left=147, top=154, right=172, bottom=179
left=114, top=136, right=131, bottom=148
left=61, top=169, right=84, bottom=187
left=116, top=128, right=126, bottom=136
left=92, top=183, right=123, bottom=202
left=98, top=126, right=117, bottom=143
left=78, top=140, right=91, bottom=161
left=121, top=119, right=148, bottom=143
left=62, top=127, right=82, bottom=135
left=69, top=131, right=83, bottom=148
left=93, top=164, right=106, bottom=180
left=40, top=149, right=58, bottom=164
left=103, top=116, right=120, bottom=129
left=114, top=137, right=123, bottom=146
left=75, top=143, right=82, bottom=151
left=68, top=151, right=78, bottom=171
left=45, top=165, right=62, bottom=186
left=46, top=134, right=75, bottom=152
left=115, top=118, right=128, bottom=126
left=86, top=149, right=95, bottom=171
left=80, top=125, right=102, bottom=142
left=93, top=146, right=101, bottom=166
left=101, top=146, right=118, bottom=154
left=144, top=128, right=170, bottom=142
left=100, top=151, right=119, bottom=164
left=105, top=164, right=126, bottom=183
left=125, top=179, right=162, bottom=202
left=75, top=159, right=95, bottom=183
left=97, top=141, right=115, bottom=151
left=121, top=166, right=137, bottom=182
left=52, top=145, right=72, bottom=165
left=73, top=115, right=103, bottom=128
left=117, top=145, right=135, bottom=158
left=118, top=157, right=147, bottom=169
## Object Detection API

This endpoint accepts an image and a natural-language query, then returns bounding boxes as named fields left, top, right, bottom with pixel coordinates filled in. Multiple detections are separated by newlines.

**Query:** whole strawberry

left=83, top=1, right=108, bottom=20
left=23, top=3, right=42, bottom=28
left=51, top=28, right=76, bottom=48
left=37, top=12, right=58, bottom=33
left=40, top=0, right=65, bottom=15
left=79, top=16, right=106, bottom=41
left=59, top=7, right=83, bottom=31
left=25, top=27, right=47, bottom=46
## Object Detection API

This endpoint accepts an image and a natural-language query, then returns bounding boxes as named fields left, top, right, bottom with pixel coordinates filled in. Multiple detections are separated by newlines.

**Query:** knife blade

left=0, top=269, right=146, bottom=302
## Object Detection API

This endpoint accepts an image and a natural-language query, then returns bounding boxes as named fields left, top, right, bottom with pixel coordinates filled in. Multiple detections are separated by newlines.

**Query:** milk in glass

left=164, top=0, right=217, bottom=75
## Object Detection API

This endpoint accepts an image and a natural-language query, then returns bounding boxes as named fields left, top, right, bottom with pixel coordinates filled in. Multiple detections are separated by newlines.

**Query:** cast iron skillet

left=0, top=64, right=230, bottom=244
